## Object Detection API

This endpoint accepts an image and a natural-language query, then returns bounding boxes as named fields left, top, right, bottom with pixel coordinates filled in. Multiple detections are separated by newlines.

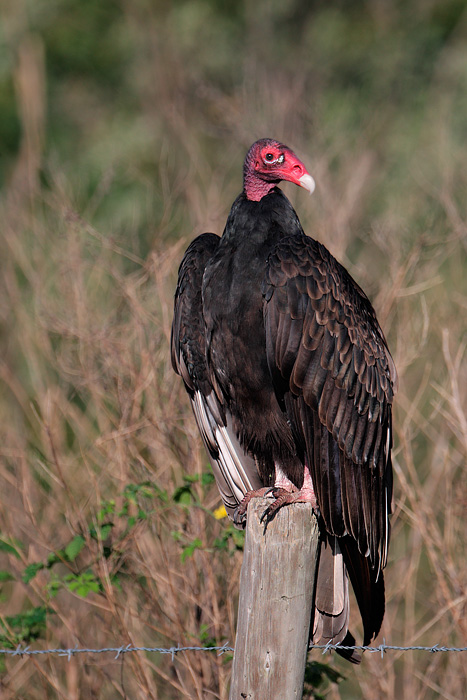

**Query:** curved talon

left=233, top=506, right=247, bottom=527
left=259, top=485, right=318, bottom=526
left=259, top=487, right=293, bottom=524
left=234, top=480, right=316, bottom=529
left=234, top=486, right=273, bottom=526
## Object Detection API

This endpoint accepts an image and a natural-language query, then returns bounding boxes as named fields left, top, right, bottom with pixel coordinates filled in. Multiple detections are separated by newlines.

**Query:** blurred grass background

left=0, top=0, right=466, bottom=698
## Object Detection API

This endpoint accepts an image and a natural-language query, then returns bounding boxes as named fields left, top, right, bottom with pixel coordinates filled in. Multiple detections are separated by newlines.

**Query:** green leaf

left=1, top=605, right=49, bottom=644
left=173, top=484, right=193, bottom=504
left=122, top=484, right=140, bottom=503
left=118, top=502, right=129, bottom=517
left=89, top=523, right=113, bottom=540
left=181, top=538, right=202, bottom=563
left=201, top=471, right=215, bottom=486
left=65, top=535, right=86, bottom=561
left=98, top=500, right=115, bottom=521
left=0, top=535, right=22, bottom=559
left=121, top=481, right=167, bottom=507
left=154, top=486, right=168, bottom=503
left=5, top=606, right=48, bottom=630
left=138, top=483, right=156, bottom=498
left=65, top=571, right=100, bottom=597
left=22, top=563, right=45, bottom=583
left=304, top=660, right=345, bottom=697
left=110, top=574, right=122, bottom=591
left=214, top=525, right=245, bottom=553
left=0, top=570, right=15, bottom=583
left=199, top=624, right=219, bottom=649
left=47, top=551, right=63, bottom=567
left=231, top=529, right=245, bottom=549
left=98, top=523, right=113, bottom=540
left=46, top=576, right=61, bottom=598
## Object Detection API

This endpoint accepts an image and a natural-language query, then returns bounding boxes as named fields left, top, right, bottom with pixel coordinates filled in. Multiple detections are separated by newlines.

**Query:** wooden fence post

left=229, top=498, right=320, bottom=700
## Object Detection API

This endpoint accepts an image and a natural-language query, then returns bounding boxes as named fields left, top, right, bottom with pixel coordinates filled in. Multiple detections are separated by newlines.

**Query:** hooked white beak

left=299, top=173, right=316, bottom=194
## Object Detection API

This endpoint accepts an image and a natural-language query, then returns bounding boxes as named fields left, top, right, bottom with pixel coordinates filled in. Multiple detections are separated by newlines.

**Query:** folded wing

left=263, top=233, right=397, bottom=644
left=171, top=233, right=262, bottom=520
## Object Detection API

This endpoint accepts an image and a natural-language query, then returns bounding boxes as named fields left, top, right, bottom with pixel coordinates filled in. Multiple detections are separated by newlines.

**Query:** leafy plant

left=304, top=661, right=345, bottom=699
left=0, top=606, right=49, bottom=649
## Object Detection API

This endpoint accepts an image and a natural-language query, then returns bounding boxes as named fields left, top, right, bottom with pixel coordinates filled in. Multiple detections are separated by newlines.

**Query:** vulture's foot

left=259, top=485, right=318, bottom=525
left=233, top=465, right=317, bottom=527
left=233, top=487, right=273, bottom=526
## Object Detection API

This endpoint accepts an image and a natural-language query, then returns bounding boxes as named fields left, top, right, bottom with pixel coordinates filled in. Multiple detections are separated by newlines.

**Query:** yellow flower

left=213, top=505, right=228, bottom=520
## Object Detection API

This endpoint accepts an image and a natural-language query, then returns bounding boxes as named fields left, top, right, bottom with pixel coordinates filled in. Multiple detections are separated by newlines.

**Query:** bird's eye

left=263, top=152, right=284, bottom=165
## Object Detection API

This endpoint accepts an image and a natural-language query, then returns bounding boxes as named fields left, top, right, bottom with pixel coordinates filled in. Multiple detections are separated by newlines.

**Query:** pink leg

left=261, top=464, right=317, bottom=523
left=233, top=464, right=317, bottom=527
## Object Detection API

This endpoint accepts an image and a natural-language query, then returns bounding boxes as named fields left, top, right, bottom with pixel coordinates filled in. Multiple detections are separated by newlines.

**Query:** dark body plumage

left=171, top=141, right=397, bottom=663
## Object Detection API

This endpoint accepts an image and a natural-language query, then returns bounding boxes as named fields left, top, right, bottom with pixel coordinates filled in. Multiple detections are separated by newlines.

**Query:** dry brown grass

left=1, top=3, right=466, bottom=699
left=1, top=194, right=241, bottom=699
left=1, top=152, right=466, bottom=700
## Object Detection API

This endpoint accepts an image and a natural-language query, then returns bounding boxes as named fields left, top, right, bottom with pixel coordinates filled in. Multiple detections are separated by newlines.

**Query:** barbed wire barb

left=380, top=638, right=386, bottom=659
left=217, top=641, right=231, bottom=656
left=114, top=644, right=131, bottom=660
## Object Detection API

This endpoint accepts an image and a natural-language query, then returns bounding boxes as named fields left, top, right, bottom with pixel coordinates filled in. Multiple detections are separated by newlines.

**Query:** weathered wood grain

left=229, top=499, right=319, bottom=700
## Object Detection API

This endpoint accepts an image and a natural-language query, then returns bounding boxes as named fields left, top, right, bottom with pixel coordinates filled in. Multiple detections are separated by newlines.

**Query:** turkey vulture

left=171, top=138, right=397, bottom=663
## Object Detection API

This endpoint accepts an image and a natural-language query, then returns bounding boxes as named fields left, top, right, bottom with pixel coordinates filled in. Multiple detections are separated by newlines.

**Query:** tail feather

left=339, top=535, right=385, bottom=645
left=312, top=536, right=361, bottom=664
left=336, top=630, right=361, bottom=664
left=312, top=534, right=384, bottom=664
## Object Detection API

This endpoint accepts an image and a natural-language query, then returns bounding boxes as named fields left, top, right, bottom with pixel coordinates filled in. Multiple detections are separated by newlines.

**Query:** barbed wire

left=1, top=641, right=466, bottom=661
left=310, top=641, right=467, bottom=658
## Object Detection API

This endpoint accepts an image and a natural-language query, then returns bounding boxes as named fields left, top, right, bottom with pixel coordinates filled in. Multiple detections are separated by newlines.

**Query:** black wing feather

left=264, top=233, right=397, bottom=572
left=171, top=233, right=263, bottom=520
left=171, top=233, right=221, bottom=395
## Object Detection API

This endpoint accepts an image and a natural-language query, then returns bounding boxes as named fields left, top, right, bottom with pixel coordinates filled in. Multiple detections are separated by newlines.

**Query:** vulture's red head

left=243, top=138, right=315, bottom=202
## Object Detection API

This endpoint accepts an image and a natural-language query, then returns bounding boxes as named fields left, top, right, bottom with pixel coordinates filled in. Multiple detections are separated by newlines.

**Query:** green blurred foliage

left=2, top=0, right=467, bottom=229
